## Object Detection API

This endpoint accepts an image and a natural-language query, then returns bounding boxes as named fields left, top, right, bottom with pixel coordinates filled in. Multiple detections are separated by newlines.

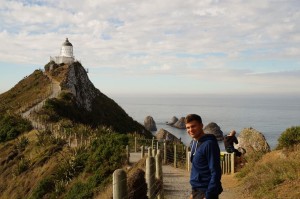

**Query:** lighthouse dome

left=62, top=38, right=73, bottom=46
left=60, top=38, right=73, bottom=57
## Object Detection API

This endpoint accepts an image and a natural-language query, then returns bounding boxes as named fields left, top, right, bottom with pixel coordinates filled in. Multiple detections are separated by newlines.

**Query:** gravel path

left=21, top=75, right=61, bottom=119
left=163, top=165, right=191, bottom=199
left=129, top=153, right=253, bottom=199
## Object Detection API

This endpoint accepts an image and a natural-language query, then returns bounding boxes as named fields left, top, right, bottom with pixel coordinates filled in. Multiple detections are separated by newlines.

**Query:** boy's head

left=184, top=114, right=202, bottom=124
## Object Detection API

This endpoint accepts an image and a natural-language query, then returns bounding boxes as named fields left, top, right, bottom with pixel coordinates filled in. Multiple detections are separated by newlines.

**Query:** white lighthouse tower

left=50, top=38, right=75, bottom=64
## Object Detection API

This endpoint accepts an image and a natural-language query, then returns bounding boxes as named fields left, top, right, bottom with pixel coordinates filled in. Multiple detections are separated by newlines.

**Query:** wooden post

left=225, top=154, right=229, bottom=174
left=174, top=144, right=177, bottom=168
left=135, top=136, right=137, bottom=152
left=141, top=146, right=144, bottom=158
left=148, top=147, right=152, bottom=157
left=146, top=156, right=155, bottom=199
left=163, top=140, right=167, bottom=164
left=231, top=152, right=235, bottom=174
left=152, top=148, right=157, bottom=157
left=155, top=153, right=162, bottom=180
left=186, top=147, right=191, bottom=171
left=152, top=137, right=154, bottom=149
left=126, top=145, right=130, bottom=164
left=113, top=169, right=128, bottom=199
left=156, top=152, right=164, bottom=199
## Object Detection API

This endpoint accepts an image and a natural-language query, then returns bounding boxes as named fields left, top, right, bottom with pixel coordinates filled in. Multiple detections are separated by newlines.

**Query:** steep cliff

left=44, top=61, right=150, bottom=135
left=0, top=61, right=151, bottom=199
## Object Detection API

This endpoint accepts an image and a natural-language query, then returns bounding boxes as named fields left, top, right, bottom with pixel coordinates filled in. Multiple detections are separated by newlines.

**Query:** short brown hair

left=184, top=114, right=202, bottom=124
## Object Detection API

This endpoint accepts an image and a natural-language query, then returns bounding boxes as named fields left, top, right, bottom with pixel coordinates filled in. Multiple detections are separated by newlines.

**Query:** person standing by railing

left=224, top=130, right=242, bottom=157
left=185, top=114, right=223, bottom=199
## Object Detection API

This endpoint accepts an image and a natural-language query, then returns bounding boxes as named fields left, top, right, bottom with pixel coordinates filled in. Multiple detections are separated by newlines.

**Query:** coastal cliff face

left=44, top=61, right=151, bottom=135
left=0, top=61, right=152, bottom=199
left=61, top=62, right=97, bottom=111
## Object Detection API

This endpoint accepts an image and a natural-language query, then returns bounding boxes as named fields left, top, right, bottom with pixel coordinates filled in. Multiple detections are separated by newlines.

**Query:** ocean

left=112, top=94, right=300, bottom=150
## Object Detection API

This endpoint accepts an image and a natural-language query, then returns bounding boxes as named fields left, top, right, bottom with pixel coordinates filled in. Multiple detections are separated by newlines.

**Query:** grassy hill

left=0, top=69, right=51, bottom=114
left=236, top=126, right=300, bottom=199
left=0, top=62, right=152, bottom=198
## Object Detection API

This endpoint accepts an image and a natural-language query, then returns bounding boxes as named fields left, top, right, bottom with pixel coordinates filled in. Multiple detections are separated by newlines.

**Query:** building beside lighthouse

left=50, top=38, right=75, bottom=64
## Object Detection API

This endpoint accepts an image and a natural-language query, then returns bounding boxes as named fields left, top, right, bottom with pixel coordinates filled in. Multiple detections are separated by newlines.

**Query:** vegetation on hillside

left=0, top=69, right=51, bottom=114
left=0, top=62, right=151, bottom=199
left=0, top=114, right=32, bottom=142
left=38, top=91, right=150, bottom=135
left=277, top=126, right=300, bottom=149
left=237, top=126, right=300, bottom=199
left=0, top=126, right=128, bottom=199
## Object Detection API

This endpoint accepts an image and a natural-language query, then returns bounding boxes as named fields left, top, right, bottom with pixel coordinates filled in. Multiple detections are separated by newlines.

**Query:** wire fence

left=113, top=135, right=235, bottom=199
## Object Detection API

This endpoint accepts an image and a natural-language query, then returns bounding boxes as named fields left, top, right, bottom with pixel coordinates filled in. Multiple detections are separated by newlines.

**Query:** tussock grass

left=0, top=69, right=51, bottom=114
left=237, top=145, right=300, bottom=199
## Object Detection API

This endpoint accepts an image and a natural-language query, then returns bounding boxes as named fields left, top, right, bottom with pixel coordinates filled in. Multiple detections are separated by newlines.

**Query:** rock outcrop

left=155, top=128, right=181, bottom=143
left=166, top=116, right=178, bottom=125
left=61, top=62, right=98, bottom=111
left=173, top=117, right=186, bottom=129
left=144, top=116, right=157, bottom=131
left=203, top=122, right=224, bottom=141
left=236, top=127, right=271, bottom=155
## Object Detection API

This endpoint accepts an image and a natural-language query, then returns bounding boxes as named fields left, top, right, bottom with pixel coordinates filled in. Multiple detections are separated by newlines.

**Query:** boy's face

left=185, top=120, right=203, bottom=140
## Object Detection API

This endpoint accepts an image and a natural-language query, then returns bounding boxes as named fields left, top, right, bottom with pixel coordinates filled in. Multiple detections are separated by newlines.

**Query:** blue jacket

left=190, top=134, right=223, bottom=199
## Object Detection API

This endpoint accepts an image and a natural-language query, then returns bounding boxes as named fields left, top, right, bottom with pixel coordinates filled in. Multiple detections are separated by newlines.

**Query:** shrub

left=0, top=114, right=32, bottom=142
left=36, top=130, right=65, bottom=147
left=14, top=158, right=30, bottom=175
left=64, top=182, right=93, bottom=199
left=64, top=132, right=128, bottom=198
left=30, top=177, right=55, bottom=199
left=15, top=136, right=29, bottom=151
left=277, top=126, right=300, bottom=149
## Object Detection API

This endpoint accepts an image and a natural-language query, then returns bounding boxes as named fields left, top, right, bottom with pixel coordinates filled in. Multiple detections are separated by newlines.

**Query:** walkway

left=21, top=74, right=61, bottom=120
left=163, top=165, right=190, bottom=199
left=129, top=152, right=251, bottom=199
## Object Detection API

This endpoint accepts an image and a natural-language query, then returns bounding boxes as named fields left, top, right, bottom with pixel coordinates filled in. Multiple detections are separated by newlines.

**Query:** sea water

left=112, top=94, right=300, bottom=150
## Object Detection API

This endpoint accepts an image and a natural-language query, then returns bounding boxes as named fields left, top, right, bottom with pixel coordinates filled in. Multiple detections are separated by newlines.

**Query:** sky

left=0, top=0, right=299, bottom=96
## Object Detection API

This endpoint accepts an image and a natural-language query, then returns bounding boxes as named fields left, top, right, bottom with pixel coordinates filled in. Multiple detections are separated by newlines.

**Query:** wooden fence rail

left=113, top=148, right=163, bottom=199
left=130, top=136, right=235, bottom=175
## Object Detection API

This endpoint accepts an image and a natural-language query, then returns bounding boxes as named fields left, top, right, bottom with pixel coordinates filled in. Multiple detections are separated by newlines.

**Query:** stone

left=236, top=127, right=271, bottom=156
left=155, top=128, right=181, bottom=143
left=203, top=122, right=224, bottom=141
left=144, top=116, right=157, bottom=131
left=62, top=62, right=98, bottom=111
left=173, top=117, right=186, bottom=129
left=166, top=116, right=178, bottom=125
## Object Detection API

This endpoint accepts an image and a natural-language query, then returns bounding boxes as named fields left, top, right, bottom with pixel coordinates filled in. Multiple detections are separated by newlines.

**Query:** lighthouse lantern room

left=50, top=38, right=75, bottom=64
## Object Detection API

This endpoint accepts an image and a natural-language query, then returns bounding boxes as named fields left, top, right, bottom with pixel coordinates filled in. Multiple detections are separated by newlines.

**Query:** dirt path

left=163, top=165, right=191, bottom=199
left=162, top=166, right=252, bottom=199
left=129, top=152, right=250, bottom=199
left=21, top=75, right=61, bottom=119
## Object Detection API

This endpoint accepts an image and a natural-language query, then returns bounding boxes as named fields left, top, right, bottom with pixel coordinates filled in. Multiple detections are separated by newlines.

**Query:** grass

left=0, top=69, right=51, bottom=114
left=237, top=145, right=300, bottom=199
left=0, top=61, right=152, bottom=198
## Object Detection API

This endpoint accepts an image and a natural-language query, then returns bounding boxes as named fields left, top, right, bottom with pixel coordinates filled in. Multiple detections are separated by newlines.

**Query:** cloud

left=0, top=0, right=299, bottom=94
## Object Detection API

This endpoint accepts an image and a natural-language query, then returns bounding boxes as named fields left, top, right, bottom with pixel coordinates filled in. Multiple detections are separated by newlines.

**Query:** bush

left=15, top=136, right=29, bottom=151
left=64, top=132, right=128, bottom=198
left=14, top=158, right=30, bottom=175
left=64, top=182, right=93, bottom=199
left=277, top=126, right=300, bottom=149
left=30, top=177, right=55, bottom=199
left=0, top=114, right=32, bottom=142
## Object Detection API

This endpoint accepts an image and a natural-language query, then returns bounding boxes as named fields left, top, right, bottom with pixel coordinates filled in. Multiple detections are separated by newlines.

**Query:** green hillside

left=0, top=62, right=151, bottom=198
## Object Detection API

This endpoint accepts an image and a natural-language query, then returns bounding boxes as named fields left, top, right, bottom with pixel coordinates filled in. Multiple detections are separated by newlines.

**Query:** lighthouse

left=50, top=38, right=75, bottom=64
